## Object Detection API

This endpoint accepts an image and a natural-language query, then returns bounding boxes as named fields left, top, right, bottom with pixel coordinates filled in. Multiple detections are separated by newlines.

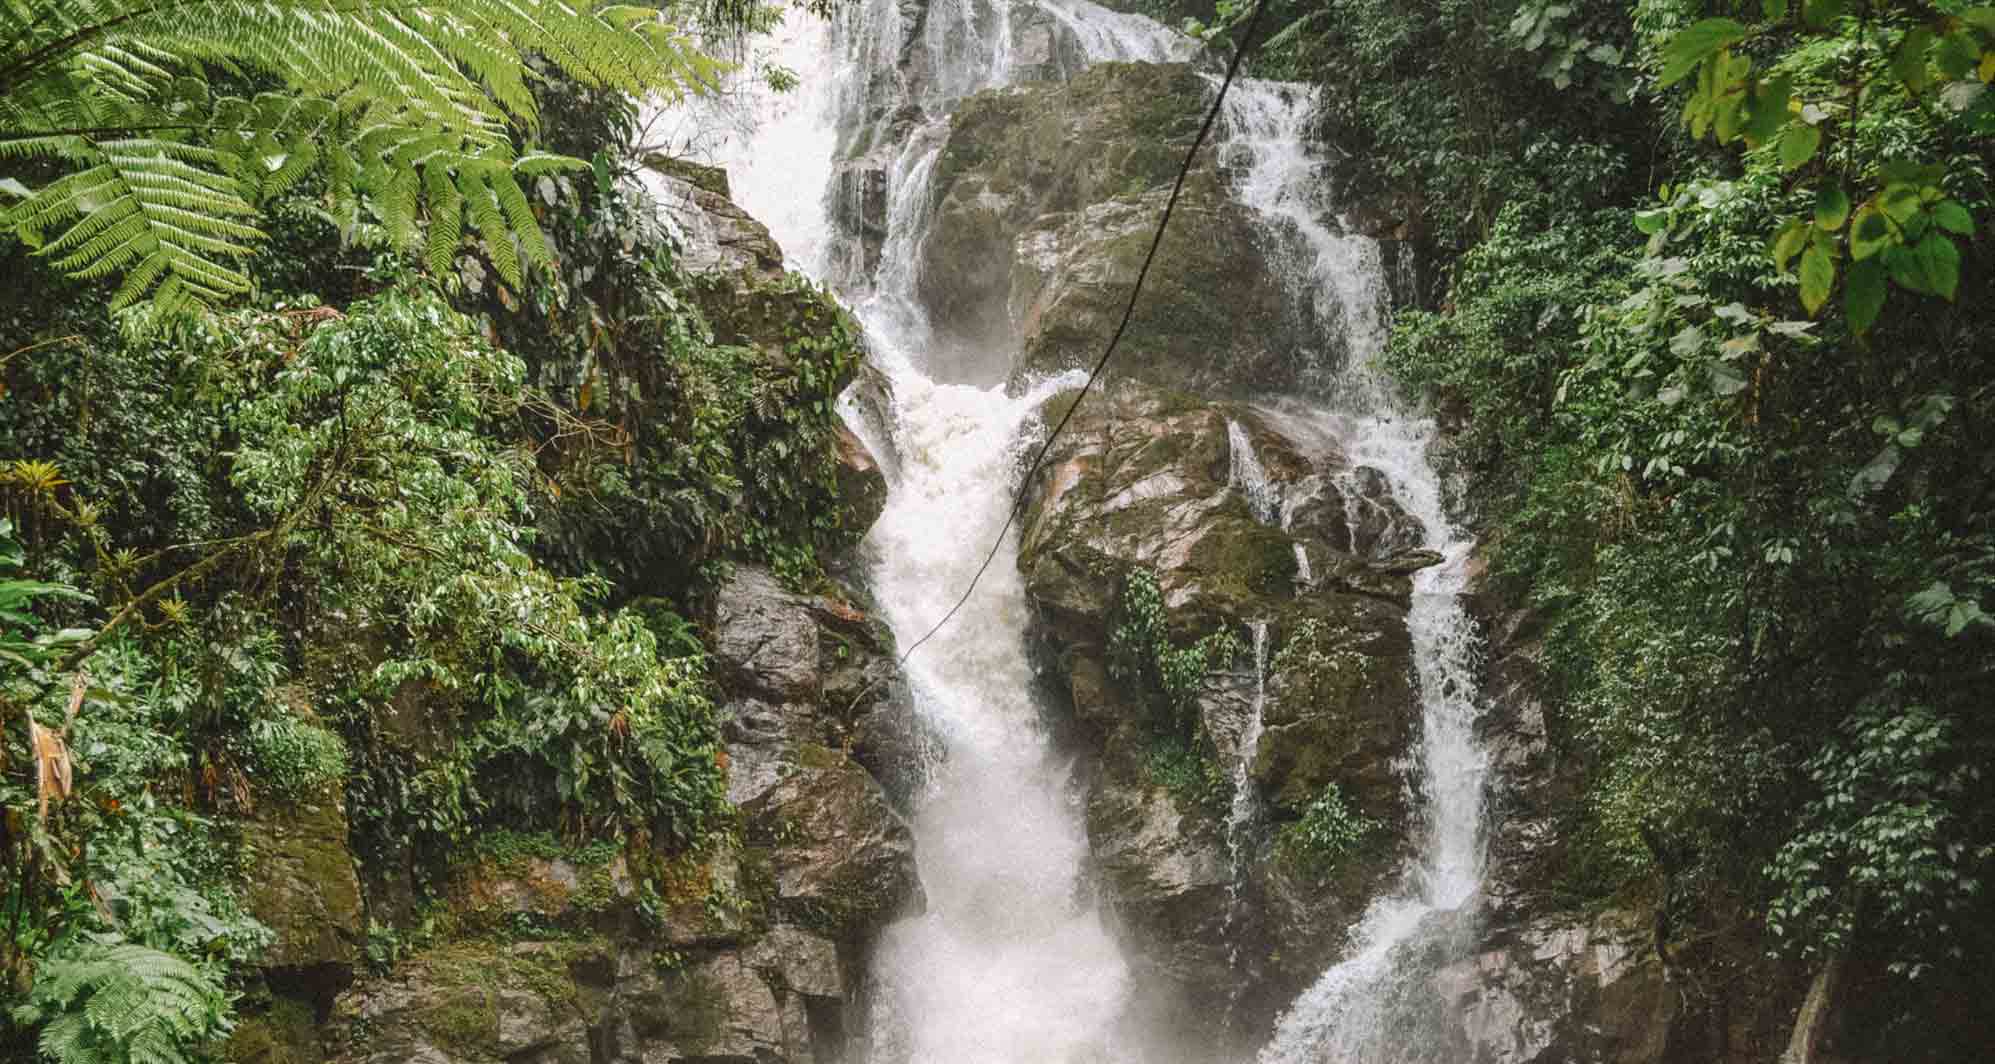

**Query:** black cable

left=895, top=0, right=1272, bottom=666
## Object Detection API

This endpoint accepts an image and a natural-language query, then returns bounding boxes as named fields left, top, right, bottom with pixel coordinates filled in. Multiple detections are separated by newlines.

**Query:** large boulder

left=240, top=782, right=365, bottom=981
left=915, top=63, right=1303, bottom=393
left=1017, top=379, right=1434, bottom=1048
left=327, top=940, right=610, bottom=1064
left=643, top=156, right=785, bottom=279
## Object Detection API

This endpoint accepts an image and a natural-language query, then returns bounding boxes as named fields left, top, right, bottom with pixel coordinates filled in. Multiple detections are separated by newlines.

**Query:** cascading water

left=1216, top=80, right=1493, bottom=1064
left=1227, top=419, right=1281, bottom=525
left=664, top=2, right=1203, bottom=1060
left=662, top=0, right=1490, bottom=1058
left=1217, top=617, right=1272, bottom=1033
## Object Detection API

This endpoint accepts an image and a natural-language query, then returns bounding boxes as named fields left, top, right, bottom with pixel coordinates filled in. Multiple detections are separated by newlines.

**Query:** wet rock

left=326, top=940, right=610, bottom=1064
left=1253, top=597, right=1418, bottom=822
left=745, top=926, right=845, bottom=1000
left=743, top=745, right=921, bottom=937
left=241, top=783, right=365, bottom=979
left=1084, top=741, right=1234, bottom=994
left=1439, top=910, right=1675, bottom=1064
left=603, top=950, right=793, bottom=1063
left=841, top=359, right=901, bottom=481
left=643, top=155, right=785, bottom=278
left=832, top=424, right=889, bottom=544
left=712, top=568, right=821, bottom=704
left=1017, top=379, right=1425, bottom=1045
left=917, top=63, right=1304, bottom=393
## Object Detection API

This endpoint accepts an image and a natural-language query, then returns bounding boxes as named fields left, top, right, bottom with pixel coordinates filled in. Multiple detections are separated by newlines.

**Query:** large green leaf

left=1893, top=26, right=1935, bottom=93
left=1798, top=243, right=1835, bottom=314
left=1661, top=19, right=1751, bottom=87
left=1815, top=185, right=1850, bottom=231
left=1845, top=259, right=1886, bottom=334
left=1779, top=123, right=1821, bottom=170
left=1849, top=205, right=1893, bottom=260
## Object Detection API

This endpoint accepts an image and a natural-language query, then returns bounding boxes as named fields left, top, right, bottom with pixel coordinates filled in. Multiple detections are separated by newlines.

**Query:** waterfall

left=657, top=0, right=1491, bottom=1058
left=1215, top=81, right=1493, bottom=1064
left=1227, top=419, right=1281, bottom=525
left=659, top=2, right=1204, bottom=1061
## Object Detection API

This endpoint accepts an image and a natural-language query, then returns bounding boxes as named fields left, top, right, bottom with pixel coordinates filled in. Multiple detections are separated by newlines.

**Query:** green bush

left=1278, top=783, right=1380, bottom=878
left=241, top=716, right=348, bottom=803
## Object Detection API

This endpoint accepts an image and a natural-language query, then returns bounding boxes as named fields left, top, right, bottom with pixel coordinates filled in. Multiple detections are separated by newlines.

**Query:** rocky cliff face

left=915, top=48, right=1805, bottom=1064
left=226, top=168, right=916, bottom=1064
left=1013, top=381, right=1439, bottom=1053
left=917, top=62, right=1307, bottom=394
left=320, top=563, right=919, bottom=1064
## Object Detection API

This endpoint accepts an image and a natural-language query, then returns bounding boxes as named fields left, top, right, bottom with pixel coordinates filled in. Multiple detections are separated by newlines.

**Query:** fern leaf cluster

left=0, top=0, right=726, bottom=309
left=11, top=943, right=231, bottom=1064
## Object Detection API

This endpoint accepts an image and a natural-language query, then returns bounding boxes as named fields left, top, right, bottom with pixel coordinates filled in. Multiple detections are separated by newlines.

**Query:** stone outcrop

left=241, top=785, right=365, bottom=975
left=914, top=63, right=1313, bottom=394
left=644, top=156, right=785, bottom=279
left=305, top=165, right=911, bottom=1064
left=323, top=562, right=919, bottom=1064
left=1017, top=379, right=1440, bottom=1051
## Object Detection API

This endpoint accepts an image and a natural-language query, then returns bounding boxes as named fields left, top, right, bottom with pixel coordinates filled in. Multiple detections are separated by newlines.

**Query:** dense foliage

left=1109, top=568, right=1241, bottom=814
left=1245, top=0, right=1992, bottom=1050
left=0, top=6, right=868, bottom=1062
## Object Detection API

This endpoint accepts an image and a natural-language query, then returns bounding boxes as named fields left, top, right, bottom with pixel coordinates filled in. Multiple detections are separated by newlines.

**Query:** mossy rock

left=1252, top=598, right=1417, bottom=825
left=328, top=938, right=611, bottom=1064
left=227, top=996, right=324, bottom=1064
left=239, top=782, right=364, bottom=973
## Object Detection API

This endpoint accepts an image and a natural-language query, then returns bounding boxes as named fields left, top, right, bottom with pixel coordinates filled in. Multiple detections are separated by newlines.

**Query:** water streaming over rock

left=661, top=1, right=1490, bottom=1059
left=665, top=3, right=1199, bottom=1061
left=1227, top=419, right=1281, bottom=525
left=1219, top=81, right=1493, bottom=1064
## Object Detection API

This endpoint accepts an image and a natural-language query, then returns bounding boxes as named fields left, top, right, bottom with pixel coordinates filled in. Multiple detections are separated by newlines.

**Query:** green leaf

left=1846, top=259, right=1886, bottom=334
left=1635, top=209, right=1669, bottom=234
left=1931, top=201, right=1974, bottom=235
left=1772, top=218, right=1810, bottom=271
left=1893, top=26, right=1935, bottom=93
left=1886, top=244, right=1930, bottom=294
left=1799, top=244, right=1835, bottom=314
left=1710, top=361, right=1749, bottom=396
left=1815, top=185, right=1850, bottom=231
left=1934, top=31, right=1980, bottom=80
left=1744, top=76, right=1792, bottom=145
left=1779, top=123, right=1821, bottom=170
left=1849, top=205, right=1893, bottom=260
left=1879, top=183, right=1922, bottom=223
left=1916, top=233, right=1960, bottom=300
left=1661, top=19, right=1752, bottom=87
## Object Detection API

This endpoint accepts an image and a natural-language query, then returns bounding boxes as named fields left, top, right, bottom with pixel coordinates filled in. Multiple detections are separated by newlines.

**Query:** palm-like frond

left=11, top=942, right=229, bottom=1064
left=0, top=0, right=725, bottom=309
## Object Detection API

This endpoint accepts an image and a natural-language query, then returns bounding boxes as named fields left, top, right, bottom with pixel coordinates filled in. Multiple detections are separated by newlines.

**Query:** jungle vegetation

left=1190, top=0, right=1993, bottom=1053
left=0, top=2, right=862, bottom=1061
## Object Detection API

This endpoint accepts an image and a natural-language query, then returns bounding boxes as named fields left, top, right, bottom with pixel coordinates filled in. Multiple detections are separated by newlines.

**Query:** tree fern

left=11, top=943, right=231, bottom=1064
left=0, top=0, right=727, bottom=310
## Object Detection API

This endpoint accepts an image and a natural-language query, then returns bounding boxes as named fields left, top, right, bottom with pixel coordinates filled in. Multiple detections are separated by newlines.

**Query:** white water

left=657, top=0, right=1490, bottom=1058
left=1227, top=419, right=1281, bottom=525
left=1219, top=82, right=1492, bottom=1064
left=657, top=2, right=1191, bottom=1060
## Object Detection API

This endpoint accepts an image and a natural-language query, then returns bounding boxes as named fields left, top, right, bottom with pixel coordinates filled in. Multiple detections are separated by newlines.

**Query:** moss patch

left=226, top=996, right=323, bottom=1064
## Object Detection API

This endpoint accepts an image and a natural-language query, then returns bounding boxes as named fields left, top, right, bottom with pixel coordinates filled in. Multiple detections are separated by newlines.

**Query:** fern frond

left=0, top=0, right=732, bottom=308
left=18, top=943, right=225, bottom=1064
left=423, top=159, right=462, bottom=276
